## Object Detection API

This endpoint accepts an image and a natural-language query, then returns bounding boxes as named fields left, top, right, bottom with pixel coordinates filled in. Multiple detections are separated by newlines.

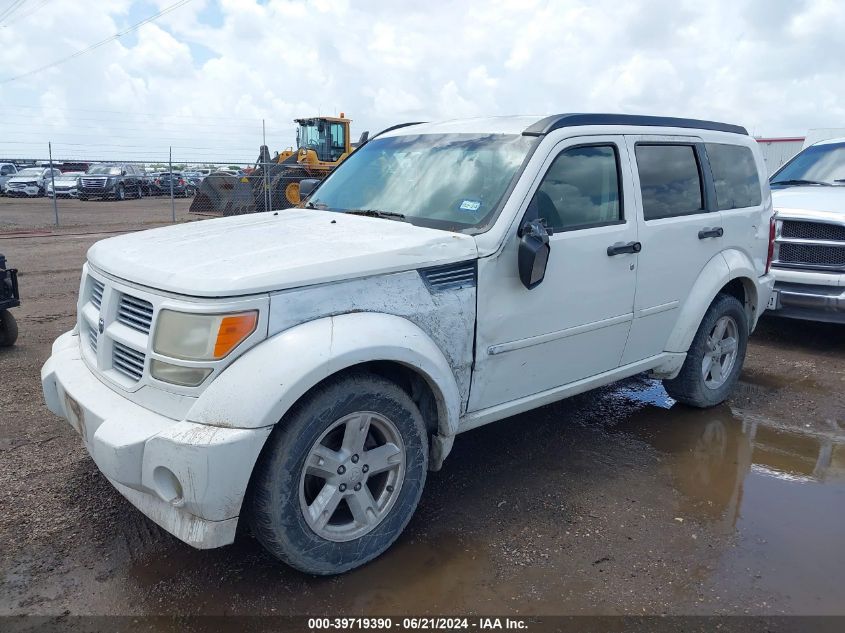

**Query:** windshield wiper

left=342, top=209, right=407, bottom=222
left=770, top=179, right=831, bottom=187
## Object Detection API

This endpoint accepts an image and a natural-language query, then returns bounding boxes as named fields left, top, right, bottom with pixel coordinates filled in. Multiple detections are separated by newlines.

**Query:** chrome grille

left=81, top=177, right=106, bottom=188
left=87, top=323, right=98, bottom=352
left=112, top=342, right=145, bottom=382
left=781, top=220, right=845, bottom=242
left=420, top=262, right=477, bottom=291
left=90, top=278, right=104, bottom=309
left=117, top=294, right=153, bottom=333
left=778, top=243, right=845, bottom=268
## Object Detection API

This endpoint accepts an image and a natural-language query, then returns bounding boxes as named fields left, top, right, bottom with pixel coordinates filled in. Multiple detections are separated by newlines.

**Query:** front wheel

left=663, top=293, right=748, bottom=408
left=249, top=371, right=428, bottom=575
left=0, top=310, right=18, bottom=347
left=114, top=185, right=125, bottom=201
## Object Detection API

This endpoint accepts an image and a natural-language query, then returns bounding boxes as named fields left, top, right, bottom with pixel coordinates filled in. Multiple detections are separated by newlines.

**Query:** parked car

left=767, top=137, right=845, bottom=323
left=4, top=166, right=61, bottom=197
left=182, top=171, right=204, bottom=187
left=79, top=164, right=145, bottom=201
left=47, top=171, right=85, bottom=198
left=41, top=114, right=774, bottom=575
left=151, top=172, right=195, bottom=197
left=0, top=253, right=20, bottom=347
left=0, top=163, right=18, bottom=195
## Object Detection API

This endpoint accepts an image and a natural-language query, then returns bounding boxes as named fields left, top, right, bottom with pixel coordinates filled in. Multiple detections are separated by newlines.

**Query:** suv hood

left=87, top=209, right=479, bottom=297
left=6, top=174, right=42, bottom=182
left=772, top=185, right=845, bottom=216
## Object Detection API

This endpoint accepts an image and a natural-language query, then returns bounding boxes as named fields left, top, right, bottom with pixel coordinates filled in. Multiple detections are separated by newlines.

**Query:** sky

left=1, top=0, right=843, bottom=165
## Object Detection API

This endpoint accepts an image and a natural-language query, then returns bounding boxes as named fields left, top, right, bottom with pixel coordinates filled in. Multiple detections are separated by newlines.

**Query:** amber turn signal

left=214, top=312, right=258, bottom=359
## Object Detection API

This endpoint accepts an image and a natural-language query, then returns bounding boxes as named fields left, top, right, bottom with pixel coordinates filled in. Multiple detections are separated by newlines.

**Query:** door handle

left=698, top=227, right=724, bottom=239
left=607, top=241, right=642, bottom=256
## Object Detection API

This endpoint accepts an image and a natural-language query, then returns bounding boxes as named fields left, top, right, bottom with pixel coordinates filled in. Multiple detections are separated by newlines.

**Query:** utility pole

left=48, top=142, right=59, bottom=226
left=169, top=146, right=175, bottom=222
left=263, top=119, right=271, bottom=212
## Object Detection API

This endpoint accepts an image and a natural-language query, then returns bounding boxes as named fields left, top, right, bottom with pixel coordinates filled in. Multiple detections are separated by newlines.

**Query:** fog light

left=153, top=466, right=184, bottom=506
left=150, top=359, right=211, bottom=387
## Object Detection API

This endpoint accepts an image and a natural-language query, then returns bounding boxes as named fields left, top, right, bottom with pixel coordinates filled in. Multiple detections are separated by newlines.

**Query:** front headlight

left=153, top=310, right=258, bottom=361
left=151, top=310, right=258, bottom=386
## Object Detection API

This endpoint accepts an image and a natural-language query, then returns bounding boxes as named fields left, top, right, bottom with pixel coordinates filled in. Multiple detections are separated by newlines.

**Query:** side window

left=532, top=145, right=622, bottom=232
left=635, top=144, right=704, bottom=220
left=1, top=165, right=13, bottom=175
left=705, top=143, right=762, bottom=209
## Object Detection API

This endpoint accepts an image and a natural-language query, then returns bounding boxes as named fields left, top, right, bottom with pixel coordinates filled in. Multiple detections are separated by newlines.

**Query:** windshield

left=16, top=168, right=43, bottom=176
left=771, top=142, right=845, bottom=186
left=307, top=133, right=535, bottom=232
left=87, top=166, right=122, bottom=175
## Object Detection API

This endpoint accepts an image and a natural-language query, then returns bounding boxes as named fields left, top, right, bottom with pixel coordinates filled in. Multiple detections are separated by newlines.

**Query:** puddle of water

left=614, top=379, right=845, bottom=613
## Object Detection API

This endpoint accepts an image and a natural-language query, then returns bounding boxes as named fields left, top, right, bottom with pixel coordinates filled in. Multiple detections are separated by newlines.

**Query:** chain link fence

left=0, top=151, right=263, bottom=233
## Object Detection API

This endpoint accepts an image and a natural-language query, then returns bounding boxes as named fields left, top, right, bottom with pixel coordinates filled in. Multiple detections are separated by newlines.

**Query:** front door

left=469, top=136, right=639, bottom=411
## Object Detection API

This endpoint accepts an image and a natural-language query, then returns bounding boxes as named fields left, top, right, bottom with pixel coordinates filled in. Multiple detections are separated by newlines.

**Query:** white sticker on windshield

left=459, top=199, right=482, bottom=212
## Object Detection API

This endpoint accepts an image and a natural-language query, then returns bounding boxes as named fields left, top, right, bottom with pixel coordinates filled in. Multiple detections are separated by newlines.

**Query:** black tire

left=663, top=293, right=748, bottom=408
left=0, top=310, right=18, bottom=347
left=249, top=371, right=428, bottom=575
left=115, top=185, right=125, bottom=201
left=78, top=195, right=88, bottom=201
left=136, top=184, right=143, bottom=199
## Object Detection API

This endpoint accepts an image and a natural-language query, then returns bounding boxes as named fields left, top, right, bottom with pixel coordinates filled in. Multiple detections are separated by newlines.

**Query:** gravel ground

left=0, top=210, right=843, bottom=618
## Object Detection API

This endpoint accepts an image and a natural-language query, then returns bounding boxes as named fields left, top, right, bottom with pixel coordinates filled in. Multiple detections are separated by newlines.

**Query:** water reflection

left=616, top=379, right=844, bottom=531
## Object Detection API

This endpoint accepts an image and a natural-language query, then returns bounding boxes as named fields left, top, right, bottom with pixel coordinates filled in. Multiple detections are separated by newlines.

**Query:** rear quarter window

left=705, top=143, right=762, bottom=210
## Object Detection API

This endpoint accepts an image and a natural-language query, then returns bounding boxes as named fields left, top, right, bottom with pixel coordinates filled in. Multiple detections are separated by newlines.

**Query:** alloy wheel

left=701, top=315, right=739, bottom=389
left=299, top=411, right=405, bottom=542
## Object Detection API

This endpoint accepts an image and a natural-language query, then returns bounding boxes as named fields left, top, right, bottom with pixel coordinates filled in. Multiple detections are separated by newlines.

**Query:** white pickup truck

left=767, top=137, right=845, bottom=322
left=42, top=114, right=774, bottom=574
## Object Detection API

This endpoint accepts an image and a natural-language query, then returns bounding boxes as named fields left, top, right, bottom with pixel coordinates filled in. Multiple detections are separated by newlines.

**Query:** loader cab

left=295, top=116, right=350, bottom=165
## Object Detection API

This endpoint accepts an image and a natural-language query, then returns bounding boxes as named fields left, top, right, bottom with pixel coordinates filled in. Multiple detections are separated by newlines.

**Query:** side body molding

left=186, top=312, right=462, bottom=439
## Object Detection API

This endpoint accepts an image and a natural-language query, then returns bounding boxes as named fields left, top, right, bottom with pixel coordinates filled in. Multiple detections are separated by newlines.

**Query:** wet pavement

left=1, top=229, right=843, bottom=617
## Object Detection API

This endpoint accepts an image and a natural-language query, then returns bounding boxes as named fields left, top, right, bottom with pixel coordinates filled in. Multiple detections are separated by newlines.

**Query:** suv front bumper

left=40, top=330, right=271, bottom=549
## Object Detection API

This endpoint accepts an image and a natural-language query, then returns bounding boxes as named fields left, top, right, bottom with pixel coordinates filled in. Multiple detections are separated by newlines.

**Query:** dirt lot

left=1, top=202, right=844, bottom=618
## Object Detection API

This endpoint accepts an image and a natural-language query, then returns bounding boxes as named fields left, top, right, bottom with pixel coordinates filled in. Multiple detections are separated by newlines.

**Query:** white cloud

left=1, top=0, right=844, bottom=164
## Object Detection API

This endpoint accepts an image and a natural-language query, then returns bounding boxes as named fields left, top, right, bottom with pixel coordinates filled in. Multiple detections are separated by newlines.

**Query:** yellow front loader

left=191, top=114, right=367, bottom=216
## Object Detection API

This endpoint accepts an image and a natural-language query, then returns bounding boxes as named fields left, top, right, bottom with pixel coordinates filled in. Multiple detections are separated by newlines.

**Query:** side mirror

left=518, top=218, right=551, bottom=289
left=121, top=170, right=127, bottom=176
left=299, top=178, right=320, bottom=199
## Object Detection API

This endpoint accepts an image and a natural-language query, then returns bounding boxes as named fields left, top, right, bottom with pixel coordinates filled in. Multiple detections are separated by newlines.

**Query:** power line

left=0, top=0, right=52, bottom=27
left=0, top=0, right=195, bottom=84
left=1, top=103, right=273, bottom=123
left=0, top=0, right=26, bottom=23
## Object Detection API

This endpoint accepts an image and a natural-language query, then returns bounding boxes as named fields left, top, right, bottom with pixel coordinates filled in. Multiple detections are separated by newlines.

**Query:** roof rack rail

left=523, top=114, right=748, bottom=137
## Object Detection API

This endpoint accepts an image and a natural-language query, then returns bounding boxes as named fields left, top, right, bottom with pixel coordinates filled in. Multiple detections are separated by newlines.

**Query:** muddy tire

left=0, top=310, right=18, bottom=347
left=249, top=371, right=428, bottom=575
left=663, top=293, right=748, bottom=408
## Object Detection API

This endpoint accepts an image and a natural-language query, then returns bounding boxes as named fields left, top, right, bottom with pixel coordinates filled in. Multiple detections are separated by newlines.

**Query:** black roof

left=523, top=113, right=748, bottom=137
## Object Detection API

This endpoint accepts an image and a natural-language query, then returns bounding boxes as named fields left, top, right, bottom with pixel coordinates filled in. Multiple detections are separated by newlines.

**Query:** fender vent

left=420, top=261, right=477, bottom=291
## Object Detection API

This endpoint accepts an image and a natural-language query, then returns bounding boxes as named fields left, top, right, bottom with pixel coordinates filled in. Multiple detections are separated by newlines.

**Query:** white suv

left=41, top=114, right=774, bottom=574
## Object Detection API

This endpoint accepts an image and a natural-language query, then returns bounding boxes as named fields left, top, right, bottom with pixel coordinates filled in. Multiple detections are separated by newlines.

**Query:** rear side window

left=533, top=145, right=622, bottom=232
left=635, top=144, right=704, bottom=220
left=705, top=143, right=762, bottom=209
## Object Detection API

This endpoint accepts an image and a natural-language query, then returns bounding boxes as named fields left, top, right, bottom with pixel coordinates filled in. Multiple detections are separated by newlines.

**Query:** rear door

left=621, top=136, right=724, bottom=364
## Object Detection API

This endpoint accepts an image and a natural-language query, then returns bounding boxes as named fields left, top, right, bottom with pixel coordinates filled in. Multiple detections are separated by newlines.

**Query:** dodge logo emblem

left=98, top=317, right=104, bottom=334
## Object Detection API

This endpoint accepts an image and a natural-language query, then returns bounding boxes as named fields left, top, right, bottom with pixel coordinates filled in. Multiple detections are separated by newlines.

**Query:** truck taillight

left=766, top=214, right=776, bottom=274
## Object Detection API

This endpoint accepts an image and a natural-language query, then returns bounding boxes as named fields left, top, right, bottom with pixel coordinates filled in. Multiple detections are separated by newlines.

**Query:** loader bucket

left=189, top=173, right=260, bottom=216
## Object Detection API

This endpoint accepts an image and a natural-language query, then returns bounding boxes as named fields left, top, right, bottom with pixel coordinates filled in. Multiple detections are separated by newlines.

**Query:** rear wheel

left=249, top=371, right=428, bottom=575
left=0, top=310, right=18, bottom=347
left=663, top=293, right=748, bottom=408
